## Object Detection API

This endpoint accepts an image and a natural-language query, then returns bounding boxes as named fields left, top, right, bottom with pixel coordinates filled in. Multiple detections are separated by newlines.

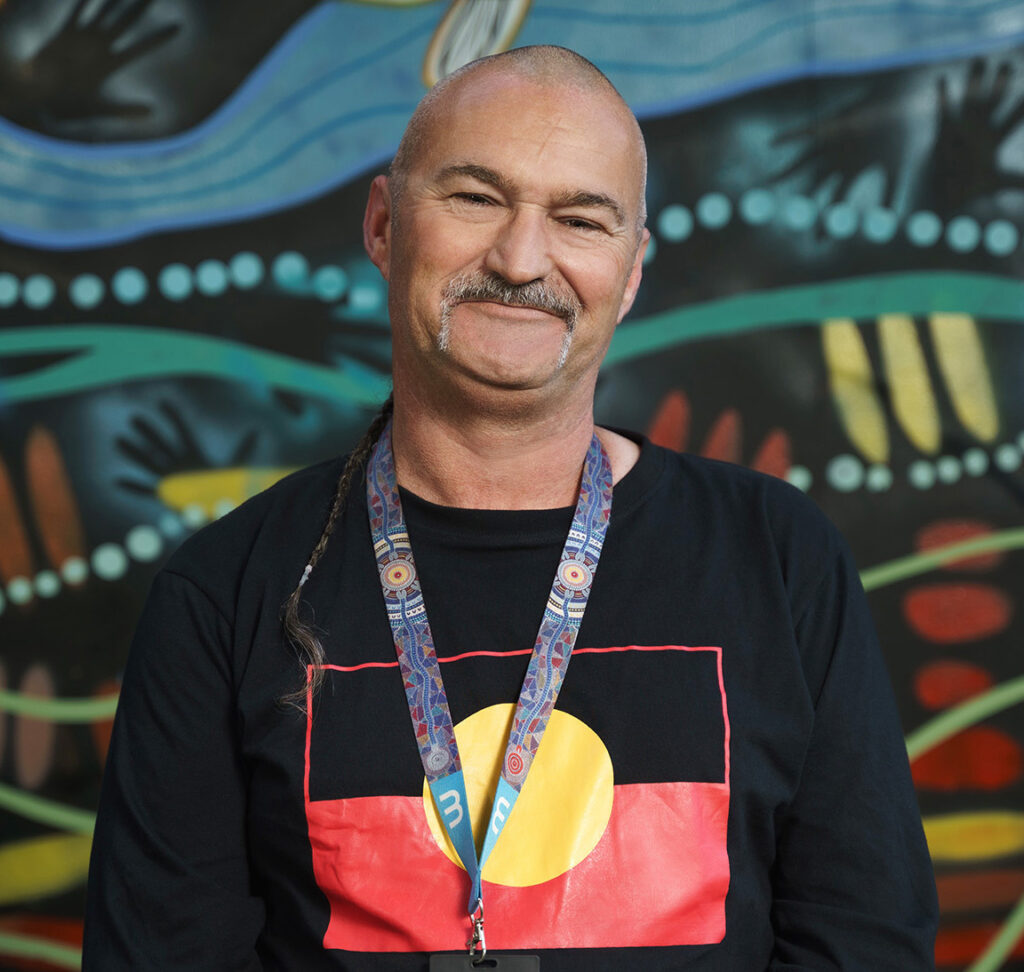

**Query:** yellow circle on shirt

left=422, top=703, right=614, bottom=887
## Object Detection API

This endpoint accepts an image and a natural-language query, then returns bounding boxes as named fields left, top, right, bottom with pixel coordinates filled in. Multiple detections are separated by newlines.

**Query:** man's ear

left=363, top=174, right=392, bottom=280
left=616, top=227, right=649, bottom=323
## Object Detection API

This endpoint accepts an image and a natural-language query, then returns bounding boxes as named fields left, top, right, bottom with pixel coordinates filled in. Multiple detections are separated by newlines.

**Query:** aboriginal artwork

left=0, top=0, right=1022, bottom=969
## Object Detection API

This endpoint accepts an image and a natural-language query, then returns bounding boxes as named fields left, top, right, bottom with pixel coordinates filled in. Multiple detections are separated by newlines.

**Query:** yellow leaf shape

left=929, top=312, right=999, bottom=443
left=822, top=318, right=889, bottom=463
left=0, top=833, right=92, bottom=905
left=156, top=467, right=296, bottom=517
left=878, top=314, right=940, bottom=454
left=924, top=812, right=1024, bottom=863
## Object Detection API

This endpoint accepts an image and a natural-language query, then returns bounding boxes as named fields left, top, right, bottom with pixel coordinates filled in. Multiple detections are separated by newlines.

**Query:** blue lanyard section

left=367, top=420, right=613, bottom=914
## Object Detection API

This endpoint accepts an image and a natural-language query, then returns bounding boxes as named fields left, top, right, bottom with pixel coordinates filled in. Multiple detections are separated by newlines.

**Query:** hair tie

left=299, top=563, right=313, bottom=588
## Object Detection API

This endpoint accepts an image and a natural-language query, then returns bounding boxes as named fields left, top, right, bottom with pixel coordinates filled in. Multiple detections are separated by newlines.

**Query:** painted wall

left=0, top=1, right=1022, bottom=968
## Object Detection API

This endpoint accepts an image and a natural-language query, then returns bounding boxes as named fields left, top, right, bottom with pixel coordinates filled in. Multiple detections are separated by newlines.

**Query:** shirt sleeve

left=768, top=542, right=938, bottom=970
left=83, top=569, right=265, bottom=971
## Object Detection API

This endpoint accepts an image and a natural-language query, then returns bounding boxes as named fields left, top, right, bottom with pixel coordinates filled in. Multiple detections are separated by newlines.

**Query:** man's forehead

left=416, top=74, right=640, bottom=172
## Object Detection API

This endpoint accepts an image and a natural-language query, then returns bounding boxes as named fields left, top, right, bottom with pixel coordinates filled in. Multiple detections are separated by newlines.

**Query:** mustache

left=441, top=272, right=580, bottom=329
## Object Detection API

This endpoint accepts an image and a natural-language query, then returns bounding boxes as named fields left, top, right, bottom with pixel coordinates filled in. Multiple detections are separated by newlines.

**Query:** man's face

left=366, top=71, right=648, bottom=406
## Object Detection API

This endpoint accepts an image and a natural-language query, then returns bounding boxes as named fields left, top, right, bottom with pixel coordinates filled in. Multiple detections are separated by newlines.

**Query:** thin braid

left=281, top=395, right=394, bottom=705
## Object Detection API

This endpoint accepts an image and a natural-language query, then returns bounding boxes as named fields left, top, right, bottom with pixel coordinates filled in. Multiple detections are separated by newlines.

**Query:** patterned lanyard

left=366, top=418, right=613, bottom=937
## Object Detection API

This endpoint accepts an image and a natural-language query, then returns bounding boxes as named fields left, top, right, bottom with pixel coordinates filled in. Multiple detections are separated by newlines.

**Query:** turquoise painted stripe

left=606, top=271, right=1024, bottom=366
left=0, top=326, right=392, bottom=405
left=0, top=782, right=94, bottom=834
left=0, top=932, right=81, bottom=970
left=534, top=0, right=1014, bottom=26
left=1, top=273, right=1019, bottom=404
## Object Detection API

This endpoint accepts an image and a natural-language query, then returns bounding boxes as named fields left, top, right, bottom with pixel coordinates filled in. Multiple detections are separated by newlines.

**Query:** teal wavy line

left=0, top=103, right=415, bottom=211
left=0, top=326, right=392, bottom=406
left=0, top=932, right=81, bottom=970
left=606, top=271, right=1024, bottom=366
left=967, top=887, right=1024, bottom=972
left=0, top=689, right=119, bottom=722
left=535, top=0, right=1016, bottom=27
left=0, top=782, right=94, bottom=834
left=905, top=674, right=1024, bottom=762
left=1, top=273, right=1018, bottom=403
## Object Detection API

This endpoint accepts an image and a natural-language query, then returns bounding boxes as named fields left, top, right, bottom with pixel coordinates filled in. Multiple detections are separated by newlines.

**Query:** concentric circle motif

left=426, top=746, right=452, bottom=773
left=381, top=557, right=416, bottom=593
left=505, top=749, right=524, bottom=777
left=557, top=558, right=593, bottom=592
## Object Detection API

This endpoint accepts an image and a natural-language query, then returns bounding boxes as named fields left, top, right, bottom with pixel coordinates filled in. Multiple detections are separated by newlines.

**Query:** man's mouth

left=441, top=272, right=581, bottom=331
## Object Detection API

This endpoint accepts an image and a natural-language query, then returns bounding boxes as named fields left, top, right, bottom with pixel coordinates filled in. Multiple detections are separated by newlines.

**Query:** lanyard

left=366, top=419, right=613, bottom=950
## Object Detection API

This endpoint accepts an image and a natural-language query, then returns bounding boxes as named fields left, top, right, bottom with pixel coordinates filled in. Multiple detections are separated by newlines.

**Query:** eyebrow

left=435, top=163, right=627, bottom=228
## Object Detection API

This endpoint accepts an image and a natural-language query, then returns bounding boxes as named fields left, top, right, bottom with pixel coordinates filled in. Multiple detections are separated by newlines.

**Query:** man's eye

left=453, top=192, right=493, bottom=205
left=562, top=217, right=602, bottom=231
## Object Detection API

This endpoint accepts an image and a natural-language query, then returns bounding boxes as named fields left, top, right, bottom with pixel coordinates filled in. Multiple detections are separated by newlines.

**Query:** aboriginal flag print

left=304, top=645, right=731, bottom=952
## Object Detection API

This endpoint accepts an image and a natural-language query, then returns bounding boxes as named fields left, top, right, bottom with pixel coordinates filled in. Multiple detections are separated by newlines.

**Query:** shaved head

left=389, top=45, right=647, bottom=238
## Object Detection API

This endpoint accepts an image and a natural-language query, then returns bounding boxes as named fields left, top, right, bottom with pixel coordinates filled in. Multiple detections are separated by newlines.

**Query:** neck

left=389, top=391, right=638, bottom=509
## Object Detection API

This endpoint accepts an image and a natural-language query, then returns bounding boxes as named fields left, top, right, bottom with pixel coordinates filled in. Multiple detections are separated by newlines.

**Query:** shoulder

left=638, top=439, right=850, bottom=608
left=644, top=439, right=840, bottom=549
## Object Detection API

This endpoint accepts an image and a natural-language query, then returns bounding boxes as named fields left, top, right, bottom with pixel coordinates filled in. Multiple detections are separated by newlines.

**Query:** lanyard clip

left=466, top=899, right=486, bottom=962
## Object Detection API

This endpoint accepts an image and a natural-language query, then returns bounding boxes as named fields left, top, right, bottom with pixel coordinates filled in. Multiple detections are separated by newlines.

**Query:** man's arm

left=769, top=543, right=938, bottom=970
left=83, top=569, right=265, bottom=970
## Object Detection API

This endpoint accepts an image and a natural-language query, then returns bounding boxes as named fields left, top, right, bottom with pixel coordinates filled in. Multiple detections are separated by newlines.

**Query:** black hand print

left=928, top=58, right=1024, bottom=210
left=0, top=0, right=180, bottom=126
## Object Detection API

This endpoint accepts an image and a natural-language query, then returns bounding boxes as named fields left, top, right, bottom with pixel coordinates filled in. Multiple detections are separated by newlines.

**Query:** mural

left=0, top=0, right=1022, bottom=968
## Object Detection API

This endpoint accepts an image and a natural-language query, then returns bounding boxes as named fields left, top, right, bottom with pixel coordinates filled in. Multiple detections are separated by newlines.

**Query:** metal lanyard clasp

left=466, top=899, right=486, bottom=962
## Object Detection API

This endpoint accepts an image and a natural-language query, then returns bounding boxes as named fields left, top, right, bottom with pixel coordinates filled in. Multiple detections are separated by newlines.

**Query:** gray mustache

left=442, top=273, right=580, bottom=328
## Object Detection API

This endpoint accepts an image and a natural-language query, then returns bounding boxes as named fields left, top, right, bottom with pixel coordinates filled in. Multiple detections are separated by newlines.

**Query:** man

left=85, top=46, right=937, bottom=970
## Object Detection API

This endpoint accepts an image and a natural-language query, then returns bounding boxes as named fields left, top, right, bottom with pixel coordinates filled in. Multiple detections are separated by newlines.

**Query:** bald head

left=389, top=46, right=647, bottom=237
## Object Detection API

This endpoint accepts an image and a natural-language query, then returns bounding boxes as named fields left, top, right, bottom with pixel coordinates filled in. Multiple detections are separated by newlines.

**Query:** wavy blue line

left=631, top=27, right=1024, bottom=119
left=532, top=0, right=1020, bottom=27
left=0, top=144, right=398, bottom=249
left=595, top=3, right=1024, bottom=76
left=0, top=103, right=413, bottom=212
left=0, top=18, right=432, bottom=186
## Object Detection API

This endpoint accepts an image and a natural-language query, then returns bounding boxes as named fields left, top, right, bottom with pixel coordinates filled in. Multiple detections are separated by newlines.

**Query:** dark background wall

left=0, top=1, right=1022, bottom=969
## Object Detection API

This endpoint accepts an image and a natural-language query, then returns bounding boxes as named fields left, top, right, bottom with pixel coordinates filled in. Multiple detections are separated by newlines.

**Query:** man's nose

left=483, top=207, right=555, bottom=284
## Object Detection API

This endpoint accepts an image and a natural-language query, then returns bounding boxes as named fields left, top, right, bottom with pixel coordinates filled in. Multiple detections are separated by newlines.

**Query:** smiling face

left=364, top=66, right=648, bottom=415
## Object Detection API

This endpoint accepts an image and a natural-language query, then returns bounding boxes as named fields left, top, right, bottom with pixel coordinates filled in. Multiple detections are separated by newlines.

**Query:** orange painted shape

left=25, top=426, right=86, bottom=568
left=0, top=914, right=83, bottom=946
left=701, top=409, right=741, bottom=464
left=914, top=660, right=994, bottom=710
left=902, top=583, right=1013, bottom=644
left=937, top=869, right=1024, bottom=913
left=915, top=519, right=1002, bottom=572
left=647, top=390, right=690, bottom=452
left=14, top=665, right=56, bottom=791
left=911, top=726, right=1022, bottom=791
left=0, top=659, right=5, bottom=772
left=935, top=921, right=1024, bottom=966
left=0, top=454, right=34, bottom=582
left=750, top=428, right=791, bottom=480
